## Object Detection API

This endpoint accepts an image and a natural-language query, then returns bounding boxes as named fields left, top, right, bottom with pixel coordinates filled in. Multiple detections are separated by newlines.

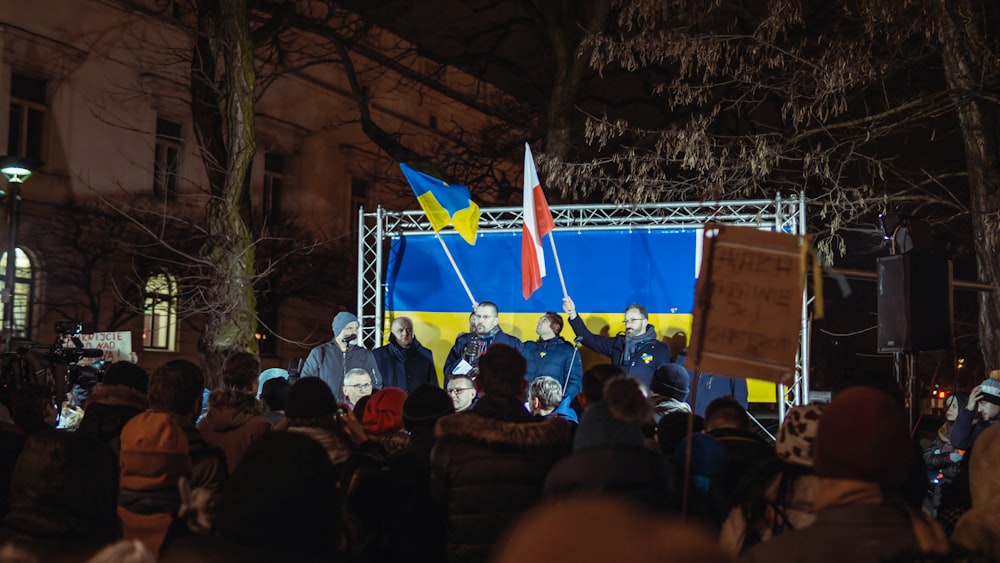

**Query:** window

left=153, top=118, right=182, bottom=200
left=143, top=273, right=177, bottom=351
left=350, top=177, right=370, bottom=240
left=262, top=153, right=285, bottom=224
left=8, top=74, right=46, bottom=161
left=0, top=248, right=35, bottom=340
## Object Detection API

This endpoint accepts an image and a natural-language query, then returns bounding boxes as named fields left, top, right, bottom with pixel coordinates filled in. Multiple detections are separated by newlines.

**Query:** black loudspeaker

left=877, top=254, right=952, bottom=353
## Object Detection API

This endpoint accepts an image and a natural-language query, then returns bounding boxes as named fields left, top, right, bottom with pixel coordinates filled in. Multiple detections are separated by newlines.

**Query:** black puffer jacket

left=430, top=396, right=572, bottom=563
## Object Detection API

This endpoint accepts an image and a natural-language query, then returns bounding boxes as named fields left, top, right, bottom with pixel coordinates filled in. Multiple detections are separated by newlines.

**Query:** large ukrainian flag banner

left=383, top=228, right=776, bottom=402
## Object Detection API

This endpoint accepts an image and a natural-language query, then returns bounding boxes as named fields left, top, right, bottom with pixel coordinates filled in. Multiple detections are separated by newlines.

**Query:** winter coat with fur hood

left=430, top=395, right=572, bottom=563
left=77, top=384, right=150, bottom=451
left=197, top=389, right=272, bottom=475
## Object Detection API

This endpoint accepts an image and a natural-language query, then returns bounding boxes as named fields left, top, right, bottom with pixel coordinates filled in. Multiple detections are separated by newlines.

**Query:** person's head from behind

left=579, top=364, right=625, bottom=410
left=403, top=384, right=454, bottom=431
left=704, top=396, right=748, bottom=432
left=473, top=301, right=500, bottom=336
left=342, top=368, right=373, bottom=406
left=536, top=312, right=563, bottom=340
left=814, top=386, right=911, bottom=489
left=447, top=375, right=477, bottom=412
left=476, top=343, right=526, bottom=400
left=494, top=496, right=733, bottom=563
left=222, top=352, right=261, bottom=392
left=214, top=432, right=344, bottom=557
left=285, top=377, right=339, bottom=425
left=9, top=383, right=57, bottom=430
left=148, top=360, right=205, bottom=421
left=261, top=377, right=291, bottom=412
left=657, top=412, right=705, bottom=455
left=7, top=430, right=120, bottom=545
left=528, top=376, right=563, bottom=416
left=102, top=361, right=149, bottom=395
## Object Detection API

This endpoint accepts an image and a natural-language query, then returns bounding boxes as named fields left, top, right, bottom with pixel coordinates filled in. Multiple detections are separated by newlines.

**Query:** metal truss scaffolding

left=358, top=194, right=810, bottom=412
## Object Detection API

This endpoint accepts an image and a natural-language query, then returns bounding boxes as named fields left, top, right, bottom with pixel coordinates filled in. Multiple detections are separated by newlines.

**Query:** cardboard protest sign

left=688, top=224, right=805, bottom=385
left=74, top=331, right=133, bottom=363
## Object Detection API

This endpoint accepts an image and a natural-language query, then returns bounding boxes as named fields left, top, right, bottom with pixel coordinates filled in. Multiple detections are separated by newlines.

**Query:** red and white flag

left=522, top=143, right=555, bottom=299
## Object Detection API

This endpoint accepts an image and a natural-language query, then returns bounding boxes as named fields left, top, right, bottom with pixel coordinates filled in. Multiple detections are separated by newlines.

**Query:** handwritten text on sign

left=73, top=331, right=133, bottom=363
left=689, top=226, right=804, bottom=385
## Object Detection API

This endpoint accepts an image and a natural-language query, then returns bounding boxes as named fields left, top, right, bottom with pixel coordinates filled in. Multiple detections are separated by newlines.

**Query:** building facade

left=1, top=0, right=515, bottom=376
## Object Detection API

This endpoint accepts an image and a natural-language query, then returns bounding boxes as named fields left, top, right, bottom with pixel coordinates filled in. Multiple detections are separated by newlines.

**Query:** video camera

left=48, top=320, right=103, bottom=365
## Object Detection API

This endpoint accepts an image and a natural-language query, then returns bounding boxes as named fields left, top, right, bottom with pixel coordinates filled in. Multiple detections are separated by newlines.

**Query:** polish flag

left=522, top=143, right=555, bottom=299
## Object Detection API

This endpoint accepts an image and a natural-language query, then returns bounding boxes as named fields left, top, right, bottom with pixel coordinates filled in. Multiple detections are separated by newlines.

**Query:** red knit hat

left=363, top=388, right=408, bottom=434
left=814, top=386, right=911, bottom=488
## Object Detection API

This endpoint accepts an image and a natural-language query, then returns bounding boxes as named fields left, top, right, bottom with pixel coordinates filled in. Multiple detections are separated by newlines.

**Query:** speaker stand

left=894, top=351, right=918, bottom=430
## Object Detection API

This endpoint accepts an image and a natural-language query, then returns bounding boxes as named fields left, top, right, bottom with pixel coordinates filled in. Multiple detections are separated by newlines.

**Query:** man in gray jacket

left=301, top=311, right=381, bottom=402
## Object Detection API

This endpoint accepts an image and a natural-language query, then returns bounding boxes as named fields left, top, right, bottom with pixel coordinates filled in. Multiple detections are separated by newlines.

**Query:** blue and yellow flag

left=400, top=163, right=480, bottom=245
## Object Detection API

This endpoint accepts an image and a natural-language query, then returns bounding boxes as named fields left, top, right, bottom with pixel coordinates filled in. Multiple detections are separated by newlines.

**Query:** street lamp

left=0, top=155, right=42, bottom=353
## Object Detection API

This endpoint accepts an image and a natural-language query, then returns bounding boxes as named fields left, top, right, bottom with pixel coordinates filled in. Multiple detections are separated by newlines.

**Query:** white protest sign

left=73, top=331, right=133, bottom=363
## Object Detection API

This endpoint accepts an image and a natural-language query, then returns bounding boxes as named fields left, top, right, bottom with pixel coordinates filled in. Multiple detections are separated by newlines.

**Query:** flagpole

left=547, top=233, right=568, bottom=298
left=435, top=231, right=477, bottom=308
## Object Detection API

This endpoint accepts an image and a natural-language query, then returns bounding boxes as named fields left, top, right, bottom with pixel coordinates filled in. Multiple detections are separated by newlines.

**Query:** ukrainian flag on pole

left=400, top=163, right=481, bottom=245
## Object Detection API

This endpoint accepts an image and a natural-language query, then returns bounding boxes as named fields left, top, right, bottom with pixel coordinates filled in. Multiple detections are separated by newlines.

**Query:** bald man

left=373, top=317, right=438, bottom=391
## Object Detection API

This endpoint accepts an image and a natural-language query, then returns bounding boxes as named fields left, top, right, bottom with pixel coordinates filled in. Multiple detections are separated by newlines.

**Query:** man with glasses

left=443, top=301, right=524, bottom=376
left=445, top=374, right=477, bottom=413
left=342, top=368, right=374, bottom=410
left=562, top=296, right=673, bottom=388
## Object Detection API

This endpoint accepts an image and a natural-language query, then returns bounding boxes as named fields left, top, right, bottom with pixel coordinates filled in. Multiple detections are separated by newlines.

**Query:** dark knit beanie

left=102, top=361, right=149, bottom=394
left=332, top=312, right=358, bottom=336
left=650, top=364, right=691, bottom=401
left=363, top=387, right=408, bottom=434
left=814, top=386, right=911, bottom=488
left=286, top=377, right=338, bottom=418
left=402, top=384, right=454, bottom=431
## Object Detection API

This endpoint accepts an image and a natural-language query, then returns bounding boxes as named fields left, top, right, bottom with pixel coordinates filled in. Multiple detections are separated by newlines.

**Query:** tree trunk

left=537, top=0, right=612, bottom=160
left=191, top=0, right=258, bottom=385
left=937, top=0, right=1000, bottom=369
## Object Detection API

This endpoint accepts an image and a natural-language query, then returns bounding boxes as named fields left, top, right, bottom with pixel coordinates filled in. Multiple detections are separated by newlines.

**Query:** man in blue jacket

left=523, top=312, right=582, bottom=405
left=444, top=301, right=524, bottom=376
left=562, top=296, right=671, bottom=388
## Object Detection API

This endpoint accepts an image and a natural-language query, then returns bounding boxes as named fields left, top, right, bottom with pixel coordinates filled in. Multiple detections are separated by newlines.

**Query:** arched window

left=143, top=273, right=177, bottom=351
left=0, top=248, right=35, bottom=340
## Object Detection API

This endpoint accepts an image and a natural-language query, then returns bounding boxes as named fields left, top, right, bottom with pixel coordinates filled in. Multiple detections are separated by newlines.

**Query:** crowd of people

left=0, top=301, right=997, bottom=562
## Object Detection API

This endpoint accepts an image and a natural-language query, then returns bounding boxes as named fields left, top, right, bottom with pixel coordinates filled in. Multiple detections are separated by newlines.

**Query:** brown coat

left=197, top=389, right=272, bottom=475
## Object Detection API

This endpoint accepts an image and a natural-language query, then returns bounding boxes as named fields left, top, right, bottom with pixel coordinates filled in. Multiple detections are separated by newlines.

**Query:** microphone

left=573, top=336, right=584, bottom=348
left=342, top=334, right=358, bottom=344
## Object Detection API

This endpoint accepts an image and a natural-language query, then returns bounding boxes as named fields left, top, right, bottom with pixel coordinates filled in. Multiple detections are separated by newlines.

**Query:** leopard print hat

left=775, top=404, right=825, bottom=468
